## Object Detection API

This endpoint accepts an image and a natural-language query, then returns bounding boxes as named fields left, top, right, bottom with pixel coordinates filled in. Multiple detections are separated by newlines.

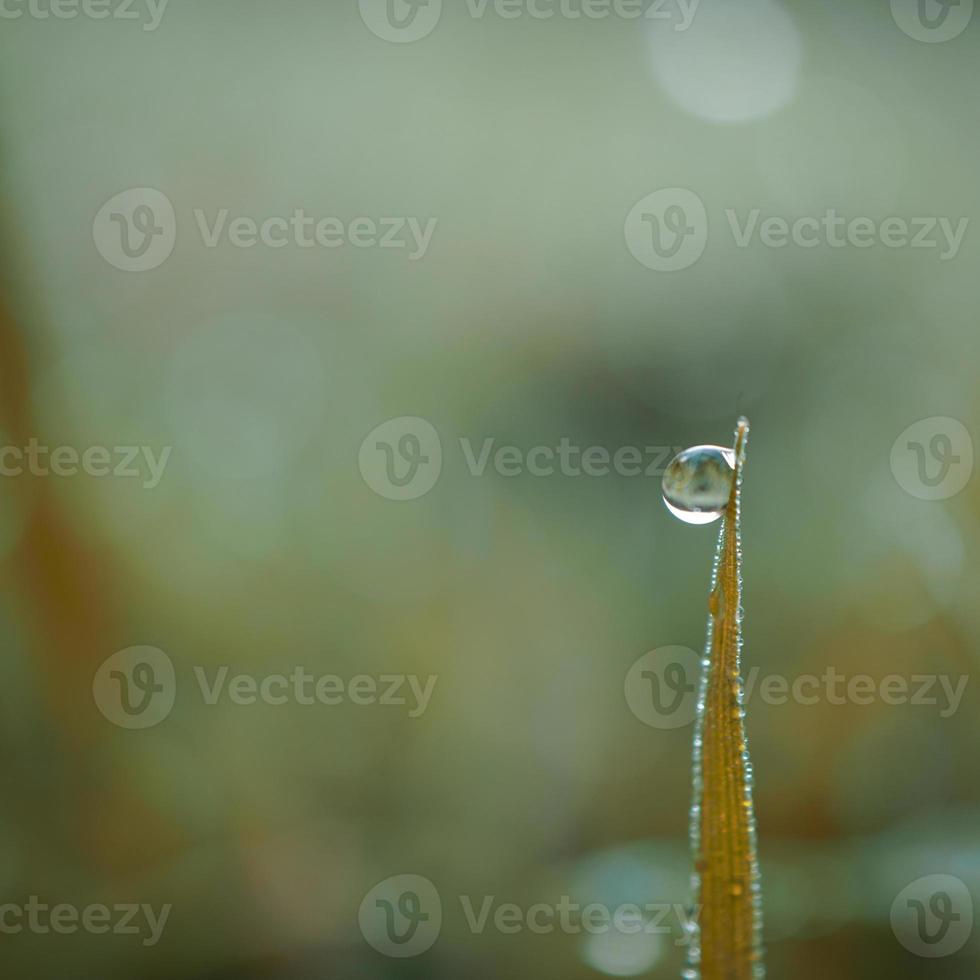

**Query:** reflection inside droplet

left=663, top=498, right=724, bottom=525
left=662, top=445, right=735, bottom=525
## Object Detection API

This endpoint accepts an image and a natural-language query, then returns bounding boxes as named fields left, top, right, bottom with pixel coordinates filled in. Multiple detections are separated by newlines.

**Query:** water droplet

left=662, top=445, right=735, bottom=524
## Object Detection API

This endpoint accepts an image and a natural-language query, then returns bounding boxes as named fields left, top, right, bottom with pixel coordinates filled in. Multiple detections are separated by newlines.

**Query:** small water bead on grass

left=662, top=446, right=736, bottom=525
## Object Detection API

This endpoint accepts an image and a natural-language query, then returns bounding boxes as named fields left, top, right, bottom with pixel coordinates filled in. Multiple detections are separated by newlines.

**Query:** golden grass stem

left=689, top=418, right=763, bottom=980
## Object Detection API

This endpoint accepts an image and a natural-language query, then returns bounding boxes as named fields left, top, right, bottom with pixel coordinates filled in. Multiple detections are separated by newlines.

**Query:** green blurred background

left=0, top=0, right=978, bottom=976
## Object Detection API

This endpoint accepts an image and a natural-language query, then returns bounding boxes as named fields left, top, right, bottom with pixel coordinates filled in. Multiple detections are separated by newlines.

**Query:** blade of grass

left=687, top=417, right=763, bottom=980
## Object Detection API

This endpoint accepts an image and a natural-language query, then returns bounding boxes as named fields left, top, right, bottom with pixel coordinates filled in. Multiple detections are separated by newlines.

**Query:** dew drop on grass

left=662, top=446, right=736, bottom=524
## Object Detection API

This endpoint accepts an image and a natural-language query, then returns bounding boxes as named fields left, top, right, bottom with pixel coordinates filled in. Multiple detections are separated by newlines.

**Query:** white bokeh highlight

left=649, top=0, right=802, bottom=124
